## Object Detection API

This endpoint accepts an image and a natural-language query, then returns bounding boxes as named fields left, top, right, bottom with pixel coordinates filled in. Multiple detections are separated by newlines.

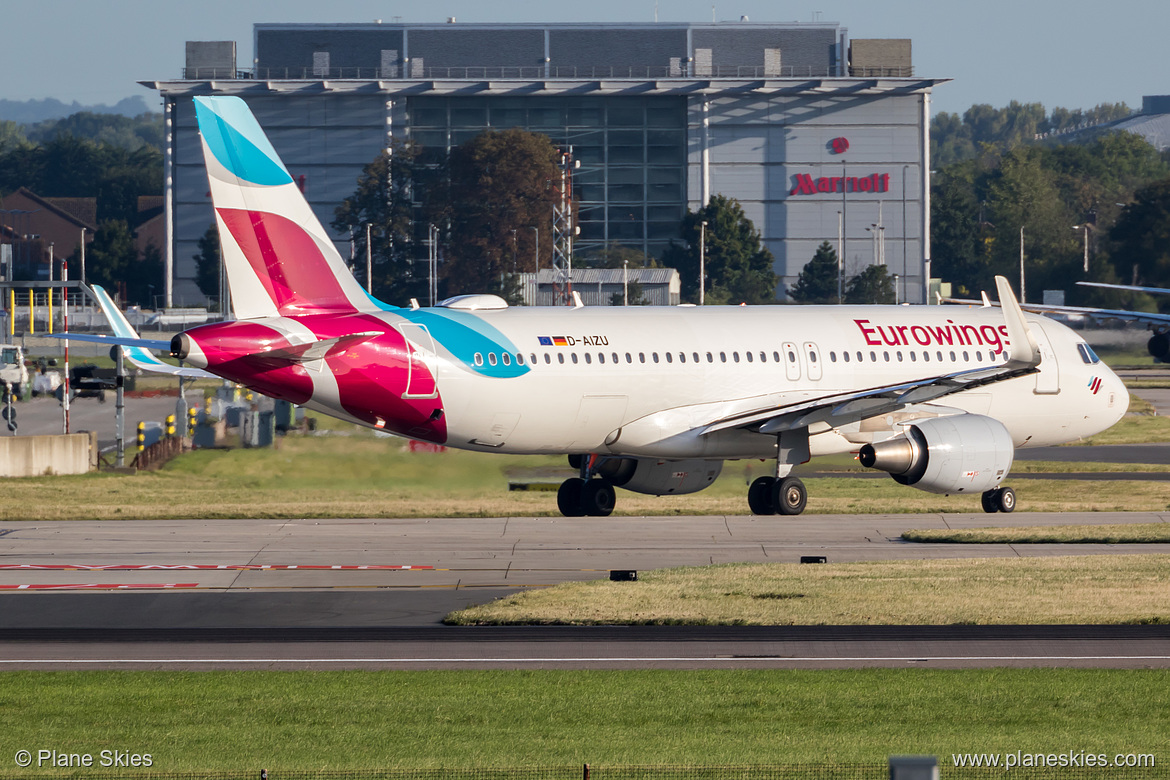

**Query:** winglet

left=994, top=275, right=1040, bottom=366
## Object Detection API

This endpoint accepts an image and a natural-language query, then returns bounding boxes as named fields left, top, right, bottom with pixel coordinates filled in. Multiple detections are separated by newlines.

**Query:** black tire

left=772, top=476, right=807, bottom=516
left=580, top=480, right=616, bottom=517
left=981, top=489, right=1001, bottom=514
left=996, top=486, right=1016, bottom=513
left=557, top=478, right=587, bottom=517
left=747, top=476, right=776, bottom=515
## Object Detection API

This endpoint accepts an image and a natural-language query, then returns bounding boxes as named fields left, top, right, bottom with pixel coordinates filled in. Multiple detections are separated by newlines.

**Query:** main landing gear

left=558, top=455, right=616, bottom=517
left=980, top=486, right=1016, bottom=513
left=747, top=476, right=808, bottom=515
left=748, top=427, right=813, bottom=516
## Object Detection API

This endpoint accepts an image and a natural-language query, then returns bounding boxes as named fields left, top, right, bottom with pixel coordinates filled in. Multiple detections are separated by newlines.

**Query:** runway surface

left=3, top=512, right=1170, bottom=669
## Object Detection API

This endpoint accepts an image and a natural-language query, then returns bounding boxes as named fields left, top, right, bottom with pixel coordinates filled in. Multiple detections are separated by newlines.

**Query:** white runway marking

left=2, top=656, right=1169, bottom=665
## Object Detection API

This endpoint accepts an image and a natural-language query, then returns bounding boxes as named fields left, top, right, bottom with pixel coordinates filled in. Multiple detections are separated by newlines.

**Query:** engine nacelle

left=857, top=414, right=1013, bottom=495
left=1149, top=332, right=1169, bottom=362
left=596, top=457, right=723, bottom=496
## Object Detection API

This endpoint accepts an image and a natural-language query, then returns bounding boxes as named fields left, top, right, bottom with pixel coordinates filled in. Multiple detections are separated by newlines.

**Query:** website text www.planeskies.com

left=951, top=751, right=1156, bottom=770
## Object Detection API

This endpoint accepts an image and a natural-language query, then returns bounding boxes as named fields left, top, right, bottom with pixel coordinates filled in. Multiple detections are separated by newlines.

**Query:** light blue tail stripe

left=194, top=97, right=293, bottom=187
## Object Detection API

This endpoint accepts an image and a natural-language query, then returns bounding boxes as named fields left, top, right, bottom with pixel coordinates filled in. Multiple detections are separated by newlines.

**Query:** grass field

left=445, top=555, right=1170, bottom=626
left=903, top=524, right=1170, bottom=544
left=0, top=669, right=1166, bottom=773
left=2, top=433, right=1168, bottom=521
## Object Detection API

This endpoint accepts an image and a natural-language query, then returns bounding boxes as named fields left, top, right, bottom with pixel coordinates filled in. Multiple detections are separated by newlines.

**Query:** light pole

left=1071, top=224, right=1090, bottom=274
left=836, top=210, right=843, bottom=304
left=1019, top=226, right=1026, bottom=304
left=364, top=223, right=372, bottom=294
left=699, top=220, right=707, bottom=306
left=529, top=226, right=539, bottom=274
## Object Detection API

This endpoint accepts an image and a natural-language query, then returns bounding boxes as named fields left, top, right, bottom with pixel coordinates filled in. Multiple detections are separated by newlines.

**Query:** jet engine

left=857, top=414, right=1013, bottom=495
left=596, top=457, right=723, bottom=496
left=1149, top=332, right=1169, bottom=363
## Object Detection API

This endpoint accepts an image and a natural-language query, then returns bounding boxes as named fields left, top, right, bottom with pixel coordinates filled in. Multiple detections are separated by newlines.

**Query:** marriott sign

left=789, top=172, right=891, bottom=196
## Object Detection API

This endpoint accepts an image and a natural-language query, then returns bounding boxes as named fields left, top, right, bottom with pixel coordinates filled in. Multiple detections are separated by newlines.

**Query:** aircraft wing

left=1077, top=281, right=1170, bottom=296
left=704, top=277, right=1042, bottom=436
left=49, top=285, right=218, bottom=379
left=942, top=294, right=1170, bottom=328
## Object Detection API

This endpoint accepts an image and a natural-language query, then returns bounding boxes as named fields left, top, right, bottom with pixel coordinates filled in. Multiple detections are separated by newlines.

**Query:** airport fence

left=11, top=763, right=1166, bottom=780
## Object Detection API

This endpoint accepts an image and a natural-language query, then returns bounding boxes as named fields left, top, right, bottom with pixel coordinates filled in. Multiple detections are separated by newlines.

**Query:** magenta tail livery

left=167, top=96, right=1128, bottom=517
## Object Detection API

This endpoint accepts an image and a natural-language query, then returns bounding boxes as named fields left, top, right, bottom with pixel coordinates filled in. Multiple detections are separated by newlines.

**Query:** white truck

left=0, top=345, right=28, bottom=399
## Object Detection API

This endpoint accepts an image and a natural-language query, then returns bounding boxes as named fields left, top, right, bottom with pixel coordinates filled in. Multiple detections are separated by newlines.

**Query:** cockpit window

left=1076, top=343, right=1101, bottom=364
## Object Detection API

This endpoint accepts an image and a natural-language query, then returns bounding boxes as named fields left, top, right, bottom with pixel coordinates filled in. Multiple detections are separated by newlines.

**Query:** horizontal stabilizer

left=45, top=332, right=171, bottom=350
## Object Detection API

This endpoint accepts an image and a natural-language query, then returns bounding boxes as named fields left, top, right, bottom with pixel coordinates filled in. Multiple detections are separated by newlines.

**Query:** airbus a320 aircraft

left=68, top=96, right=1129, bottom=517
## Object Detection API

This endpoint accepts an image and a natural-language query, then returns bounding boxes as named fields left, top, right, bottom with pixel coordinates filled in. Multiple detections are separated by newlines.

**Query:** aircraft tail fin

left=193, top=96, right=383, bottom=320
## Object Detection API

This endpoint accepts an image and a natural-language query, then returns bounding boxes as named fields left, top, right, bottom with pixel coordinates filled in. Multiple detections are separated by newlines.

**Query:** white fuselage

left=405, top=304, right=1127, bottom=460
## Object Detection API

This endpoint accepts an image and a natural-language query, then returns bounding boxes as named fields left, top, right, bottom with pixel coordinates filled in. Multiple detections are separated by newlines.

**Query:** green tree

left=437, top=129, right=563, bottom=302
left=788, top=241, right=840, bottom=303
left=332, top=141, right=430, bottom=306
left=662, top=194, right=778, bottom=304
left=931, top=166, right=989, bottom=296
left=193, top=224, right=221, bottom=303
left=986, top=147, right=1075, bottom=295
left=86, top=220, right=155, bottom=305
left=0, top=120, right=27, bottom=153
left=844, top=264, right=896, bottom=304
left=1107, top=178, right=1170, bottom=291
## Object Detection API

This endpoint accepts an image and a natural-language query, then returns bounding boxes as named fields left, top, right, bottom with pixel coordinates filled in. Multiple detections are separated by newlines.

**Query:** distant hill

left=0, top=96, right=156, bottom=123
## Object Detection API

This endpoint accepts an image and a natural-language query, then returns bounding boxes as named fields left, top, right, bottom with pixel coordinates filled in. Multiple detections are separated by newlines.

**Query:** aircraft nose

left=1102, top=369, right=1129, bottom=426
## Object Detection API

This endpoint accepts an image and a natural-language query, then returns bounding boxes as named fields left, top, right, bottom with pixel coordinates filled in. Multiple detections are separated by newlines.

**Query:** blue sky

left=4, top=0, right=1167, bottom=116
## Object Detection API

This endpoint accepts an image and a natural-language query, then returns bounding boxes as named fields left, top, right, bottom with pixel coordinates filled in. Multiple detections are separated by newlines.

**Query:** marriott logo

left=790, top=172, right=891, bottom=195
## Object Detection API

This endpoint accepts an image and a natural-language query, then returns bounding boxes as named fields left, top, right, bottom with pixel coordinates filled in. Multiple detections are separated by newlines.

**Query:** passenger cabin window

left=665, top=352, right=673, bottom=363
left=720, top=352, right=727, bottom=363
left=706, top=352, right=714, bottom=363
left=830, top=352, right=837, bottom=362
left=585, top=353, right=592, bottom=364
left=557, top=353, right=565, bottom=364
left=746, top=351, right=753, bottom=363
left=488, top=353, right=498, bottom=366
left=571, top=353, right=579, bottom=364
left=773, top=351, right=780, bottom=362
left=502, top=353, right=511, bottom=366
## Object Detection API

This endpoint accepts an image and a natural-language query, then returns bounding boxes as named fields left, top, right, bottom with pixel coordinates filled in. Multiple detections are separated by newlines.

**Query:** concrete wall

left=0, top=434, right=94, bottom=478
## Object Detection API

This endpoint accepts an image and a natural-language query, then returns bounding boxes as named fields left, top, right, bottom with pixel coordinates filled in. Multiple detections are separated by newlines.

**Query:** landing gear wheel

left=747, top=476, right=777, bottom=515
left=557, top=477, right=586, bottom=517
left=772, top=476, right=807, bottom=516
left=996, top=486, right=1016, bottom=513
left=981, top=486, right=1016, bottom=514
left=580, top=480, right=616, bottom=517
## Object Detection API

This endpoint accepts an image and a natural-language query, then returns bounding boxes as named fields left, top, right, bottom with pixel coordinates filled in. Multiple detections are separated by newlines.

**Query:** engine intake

left=858, top=414, right=1013, bottom=495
